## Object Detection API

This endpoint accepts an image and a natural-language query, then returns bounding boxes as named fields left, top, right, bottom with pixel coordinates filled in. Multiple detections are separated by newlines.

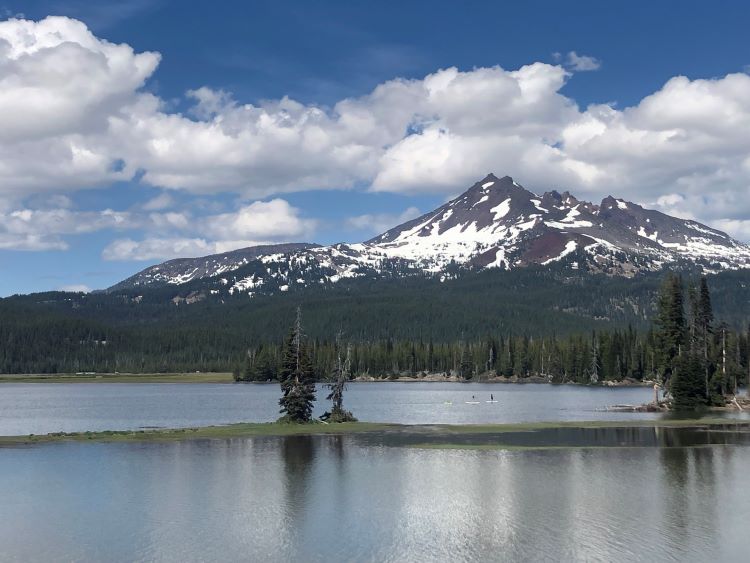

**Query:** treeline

left=1, top=268, right=749, bottom=378
left=234, top=321, right=749, bottom=386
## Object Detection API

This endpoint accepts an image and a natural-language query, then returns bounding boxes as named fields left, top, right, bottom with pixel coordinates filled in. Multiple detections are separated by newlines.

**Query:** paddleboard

left=465, top=401, right=480, bottom=404
left=486, top=400, right=498, bottom=403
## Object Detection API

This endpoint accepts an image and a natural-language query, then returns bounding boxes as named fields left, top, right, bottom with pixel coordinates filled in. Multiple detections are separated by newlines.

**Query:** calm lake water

left=2, top=432, right=750, bottom=562
left=3, top=383, right=749, bottom=561
left=0, top=381, right=697, bottom=436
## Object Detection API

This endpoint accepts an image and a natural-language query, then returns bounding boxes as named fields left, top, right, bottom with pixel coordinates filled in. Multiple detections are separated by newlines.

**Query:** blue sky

left=1, top=0, right=750, bottom=295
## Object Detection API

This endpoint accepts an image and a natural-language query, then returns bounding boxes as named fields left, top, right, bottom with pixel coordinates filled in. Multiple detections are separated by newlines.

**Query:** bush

left=320, top=409, right=358, bottom=423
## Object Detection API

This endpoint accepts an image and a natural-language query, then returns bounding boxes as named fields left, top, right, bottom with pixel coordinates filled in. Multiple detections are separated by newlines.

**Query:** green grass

left=0, top=372, right=236, bottom=384
left=3, top=418, right=749, bottom=447
left=0, top=421, right=396, bottom=445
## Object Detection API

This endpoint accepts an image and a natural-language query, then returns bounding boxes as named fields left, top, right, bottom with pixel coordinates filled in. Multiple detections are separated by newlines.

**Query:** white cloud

left=101, top=198, right=316, bottom=261
left=101, top=237, right=272, bottom=261
left=565, top=51, right=601, bottom=71
left=0, top=16, right=159, bottom=199
left=0, top=233, right=69, bottom=251
left=654, top=193, right=685, bottom=208
left=0, top=16, right=749, bottom=246
left=147, top=211, right=191, bottom=231
left=141, top=192, right=175, bottom=211
left=57, top=284, right=92, bottom=293
left=201, top=199, right=317, bottom=240
left=0, top=194, right=315, bottom=255
left=713, top=219, right=750, bottom=241
left=346, top=207, right=421, bottom=235
left=0, top=207, right=133, bottom=250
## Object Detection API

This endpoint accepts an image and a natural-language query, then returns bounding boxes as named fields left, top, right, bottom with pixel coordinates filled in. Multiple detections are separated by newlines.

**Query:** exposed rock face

left=110, top=174, right=750, bottom=296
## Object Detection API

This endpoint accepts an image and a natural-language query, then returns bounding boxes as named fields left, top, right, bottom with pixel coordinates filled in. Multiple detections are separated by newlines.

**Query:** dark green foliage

left=697, top=278, right=714, bottom=335
left=654, top=273, right=686, bottom=383
left=651, top=275, right=748, bottom=409
left=0, top=268, right=748, bottom=386
left=459, top=341, right=473, bottom=379
left=671, top=354, right=707, bottom=410
left=242, top=345, right=276, bottom=382
left=278, top=310, right=316, bottom=423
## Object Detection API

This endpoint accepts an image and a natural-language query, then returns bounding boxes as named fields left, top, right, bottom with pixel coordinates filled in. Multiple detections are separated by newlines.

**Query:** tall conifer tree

left=655, top=273, right=685, bottom=386
left=278, top=308, right=316, bottom=422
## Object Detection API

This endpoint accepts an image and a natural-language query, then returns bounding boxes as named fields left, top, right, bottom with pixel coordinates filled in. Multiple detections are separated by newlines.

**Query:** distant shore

left=2, top=418, right=746, bottom=447
left=0, top=372, right=235, bottom=384
left=0, top=372, right=653, bottom=386
left=353, top=374, right=654, bottom=386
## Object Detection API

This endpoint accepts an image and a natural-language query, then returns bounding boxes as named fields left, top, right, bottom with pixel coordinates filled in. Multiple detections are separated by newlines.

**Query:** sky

left=1, top=0, right=750, bottom=296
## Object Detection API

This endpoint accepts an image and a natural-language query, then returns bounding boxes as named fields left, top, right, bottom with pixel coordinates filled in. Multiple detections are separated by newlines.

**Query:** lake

left=2, top=430, right=750, bottom=562
left=0, top=381, right=694, bottom=436
left=3, top=382, right=750, bottom=562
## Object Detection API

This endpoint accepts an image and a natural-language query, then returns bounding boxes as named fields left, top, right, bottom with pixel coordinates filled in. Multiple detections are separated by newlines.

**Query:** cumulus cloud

left=565, top=51, right=601, bottom=71
left=1, top=16, right=750, bottom=246
left=0, top=208, right=132, bottom=250
left=0, top=196, right=315, bottom=257
left=101, top=198, right=316, bottom=261
left=346, top=207, right=421, bottom=235
left=714, top=219, right=750, bottom=242
left=101, top=237, right=257, bottom=261
left=201, top=199, right=317, bottom=240
left=141, top=192, right=175, bottom=211
left=57, top=284, right=92, bottom=293
left=0, top=16, right=159, bottom=198
left=101, top=236, right=291, bottom=261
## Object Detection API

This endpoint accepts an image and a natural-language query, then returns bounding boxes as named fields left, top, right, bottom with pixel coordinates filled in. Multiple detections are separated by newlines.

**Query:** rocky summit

left=110, top=174, right=750, bottom=297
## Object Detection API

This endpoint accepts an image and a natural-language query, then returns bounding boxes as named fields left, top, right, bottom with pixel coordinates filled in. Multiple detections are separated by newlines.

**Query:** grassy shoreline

left=3, top=417, right=748, bottom=446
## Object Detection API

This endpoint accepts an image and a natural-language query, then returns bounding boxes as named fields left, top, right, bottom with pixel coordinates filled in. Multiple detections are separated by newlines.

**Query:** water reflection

left=379, top=424, right=750, bottom=450
left=280, top=434, right=316, bottom=560
left=1, top=436, right=750, bottom=561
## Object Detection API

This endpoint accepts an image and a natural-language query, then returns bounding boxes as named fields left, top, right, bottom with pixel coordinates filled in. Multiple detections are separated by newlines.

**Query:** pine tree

left=278, top=308, right=316, bottom=423
left=696, top=276, right=714, bottom=398
left=250, top=346, right=275, bottom=381
left=671, top=352, right=707, bottom=409
left=655, top=273, right=685, bottom=388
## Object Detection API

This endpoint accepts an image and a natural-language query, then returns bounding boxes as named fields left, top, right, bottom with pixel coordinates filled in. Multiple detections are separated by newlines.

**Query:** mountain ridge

left=110, top=174, right=750, bottom=296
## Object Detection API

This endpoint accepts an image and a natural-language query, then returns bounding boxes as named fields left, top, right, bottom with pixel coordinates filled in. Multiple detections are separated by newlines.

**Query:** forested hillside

left=1, top=266, right=749, bottom=375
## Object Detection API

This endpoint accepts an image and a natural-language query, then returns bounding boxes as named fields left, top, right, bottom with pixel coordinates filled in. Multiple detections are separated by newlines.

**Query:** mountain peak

left=110, top=174, right=750, bottom=294
left=475, top=173, right=515, bottom=187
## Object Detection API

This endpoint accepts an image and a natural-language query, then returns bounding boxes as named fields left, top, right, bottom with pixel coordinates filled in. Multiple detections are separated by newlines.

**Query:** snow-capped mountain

left=111, top=174, right=750, bottom=296
left=109, top=243, right=317, bottom=290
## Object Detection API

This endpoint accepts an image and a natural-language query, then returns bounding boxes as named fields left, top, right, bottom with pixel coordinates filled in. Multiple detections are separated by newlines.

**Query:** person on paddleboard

left=491, top=394, right=494, bottom=401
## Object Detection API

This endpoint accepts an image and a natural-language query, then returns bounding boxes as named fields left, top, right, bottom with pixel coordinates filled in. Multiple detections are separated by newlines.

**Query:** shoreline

left=0, top=372, right=653, bottom=387
left=3, top=417, right=748, bottom=447
left=353, top=375, right=653, bottom=386
left=0, top=372, right=236, bottom=384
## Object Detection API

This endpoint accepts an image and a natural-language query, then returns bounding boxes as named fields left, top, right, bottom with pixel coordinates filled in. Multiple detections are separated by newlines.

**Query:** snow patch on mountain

left=110, top=174, right=750, bottom=295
